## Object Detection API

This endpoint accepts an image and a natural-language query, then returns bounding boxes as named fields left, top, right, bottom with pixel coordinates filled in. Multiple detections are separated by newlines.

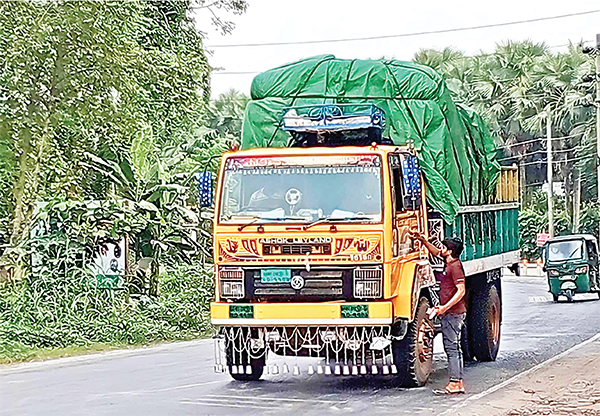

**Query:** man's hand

left=427, top=306, right=441, bottom=319
left=437, top=305, right=449, bottom=316
left=409, top=229, right=425, bottom=242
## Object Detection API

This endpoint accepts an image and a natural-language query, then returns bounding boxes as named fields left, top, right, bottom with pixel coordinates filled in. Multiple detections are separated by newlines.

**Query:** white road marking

left=205, top=394, right=348, bottom=404
left=529, top=296, right=550, bottom=303
left=181, top=400, right=275, bottom=410
left=92, top=380, right=223, bottom=397
left=440, top=332, right=600, bottom=415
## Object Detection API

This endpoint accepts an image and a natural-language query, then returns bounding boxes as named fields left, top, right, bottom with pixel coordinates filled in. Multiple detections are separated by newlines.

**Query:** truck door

left=388, top=153, right=420, bottom=257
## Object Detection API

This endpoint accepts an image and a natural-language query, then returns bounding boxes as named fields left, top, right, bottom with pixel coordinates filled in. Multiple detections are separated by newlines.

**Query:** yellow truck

left=203, top=56, right=520, bottom=386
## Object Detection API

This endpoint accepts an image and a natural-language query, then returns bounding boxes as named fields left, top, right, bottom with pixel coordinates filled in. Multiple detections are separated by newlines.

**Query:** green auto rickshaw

left=542, top=234, right=600, bottom=302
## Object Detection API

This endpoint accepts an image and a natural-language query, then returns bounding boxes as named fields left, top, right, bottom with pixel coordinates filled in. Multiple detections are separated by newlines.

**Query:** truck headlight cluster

left=353, top=267, right=382, bottom=298
left=219, top=267, right=244, bottom=299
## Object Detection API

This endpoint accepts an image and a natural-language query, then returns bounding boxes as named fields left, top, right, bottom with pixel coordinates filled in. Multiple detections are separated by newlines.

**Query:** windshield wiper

left=303, top=216, right=374, bottom=231
left=236, top=215, right=308, bottom=231
left=237, top=217, right=261, bottom=231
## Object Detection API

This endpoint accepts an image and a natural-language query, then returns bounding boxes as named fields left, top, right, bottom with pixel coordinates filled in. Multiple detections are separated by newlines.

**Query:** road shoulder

left=455, top=334, right=600, bottom=415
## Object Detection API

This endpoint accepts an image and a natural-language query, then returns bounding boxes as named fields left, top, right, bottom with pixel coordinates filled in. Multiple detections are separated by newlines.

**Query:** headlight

left=353, top=267, right=382, bottom=298
left=559, top=275, right=574, bottom=281
left=220, top=267, right=245, bottom=299
left=575, top=266, right=588, bottom=274
left=548, top=269, right=560, bottom=277
left=560, top=281, right=577, bottom=290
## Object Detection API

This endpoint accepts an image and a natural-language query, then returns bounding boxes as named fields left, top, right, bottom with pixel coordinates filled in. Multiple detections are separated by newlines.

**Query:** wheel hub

left=417, top=320, right=434, bottom=363
left=490, top=303, right=500, bottom=346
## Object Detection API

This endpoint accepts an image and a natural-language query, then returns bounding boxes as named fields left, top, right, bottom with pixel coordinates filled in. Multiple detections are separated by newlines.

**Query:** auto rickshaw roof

left=547, top=234, right=597, bottom=244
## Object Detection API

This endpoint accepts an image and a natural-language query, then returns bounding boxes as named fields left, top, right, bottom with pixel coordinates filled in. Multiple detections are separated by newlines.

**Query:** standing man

left=413, top=234, right=467, bottom=395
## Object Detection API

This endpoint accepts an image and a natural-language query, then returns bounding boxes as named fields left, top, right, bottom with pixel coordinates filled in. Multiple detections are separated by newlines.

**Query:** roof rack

left=281, top=104, right=390, bottom=147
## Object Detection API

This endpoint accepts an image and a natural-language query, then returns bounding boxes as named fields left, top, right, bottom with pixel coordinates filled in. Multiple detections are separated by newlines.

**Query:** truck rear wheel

left=460, top=320, right=475, bottom=362
left=469, top=284, right=501, bottom=361
left=393, top=297, right=434, bottom=387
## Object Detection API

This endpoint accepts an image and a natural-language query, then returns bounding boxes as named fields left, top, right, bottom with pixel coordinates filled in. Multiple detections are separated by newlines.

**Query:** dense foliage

left=0, top=0, right=245, bottom=276
left=0, top=258, right=214, bottom=363
left=0, top=0, right=247, bottom=360
left=414, top=41, right=599, bottom=238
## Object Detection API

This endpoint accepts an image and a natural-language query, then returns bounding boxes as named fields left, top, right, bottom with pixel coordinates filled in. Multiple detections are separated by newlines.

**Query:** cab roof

left=222, top=145, right=406, bottom=159
left=548, top=234, right=597, bottom=243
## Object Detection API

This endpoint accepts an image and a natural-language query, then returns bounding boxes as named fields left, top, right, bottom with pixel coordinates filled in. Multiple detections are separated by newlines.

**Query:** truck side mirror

left=198, top=171, right=214, bottom=208
left=402, top=154, right=422, bottom=210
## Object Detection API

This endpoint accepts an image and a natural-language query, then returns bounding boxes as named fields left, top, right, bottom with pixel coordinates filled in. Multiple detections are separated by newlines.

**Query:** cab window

left=389, top=154, right=405, bottom=213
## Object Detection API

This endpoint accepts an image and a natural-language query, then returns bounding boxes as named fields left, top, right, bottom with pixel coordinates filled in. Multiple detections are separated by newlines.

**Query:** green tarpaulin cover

left=241, top=55, right=500, bottom=223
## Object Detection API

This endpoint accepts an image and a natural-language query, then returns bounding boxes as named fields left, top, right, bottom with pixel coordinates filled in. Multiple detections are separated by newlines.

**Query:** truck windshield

left=219, top=156, right=382, bottom=223
left=547, top=240, right=584, bottom=262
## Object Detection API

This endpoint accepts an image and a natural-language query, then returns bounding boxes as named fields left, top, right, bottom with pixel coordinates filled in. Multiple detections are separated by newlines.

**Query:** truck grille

left=250, top=270, right=345, bottom=300
left=262, top=244, right=331, bottom=255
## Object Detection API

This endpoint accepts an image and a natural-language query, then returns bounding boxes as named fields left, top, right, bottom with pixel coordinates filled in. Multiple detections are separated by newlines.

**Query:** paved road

left=3, top=275, right=600, bottom=416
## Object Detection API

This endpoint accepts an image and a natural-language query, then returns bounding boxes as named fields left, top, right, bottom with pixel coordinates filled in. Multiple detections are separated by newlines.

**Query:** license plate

left=261, top=269, right=291, bottom=283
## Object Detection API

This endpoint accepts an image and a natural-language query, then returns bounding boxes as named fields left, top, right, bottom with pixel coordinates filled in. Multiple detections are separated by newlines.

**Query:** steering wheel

left=285, top=188, right=302, bottom=206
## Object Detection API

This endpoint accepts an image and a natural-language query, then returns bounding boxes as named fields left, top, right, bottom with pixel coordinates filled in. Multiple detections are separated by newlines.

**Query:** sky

left=193, top=0, right=600, bottom=98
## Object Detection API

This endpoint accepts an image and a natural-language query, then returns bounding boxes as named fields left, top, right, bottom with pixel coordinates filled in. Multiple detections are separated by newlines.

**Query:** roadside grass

left=0, top=341, right=128, bottom=364
left=0, top=262, right=215, bottom=364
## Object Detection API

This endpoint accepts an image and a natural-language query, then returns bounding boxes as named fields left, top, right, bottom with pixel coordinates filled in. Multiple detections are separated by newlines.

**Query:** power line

left=497, top=134, right=579, bottom=149
left=212, top=44, right=595, bottom=76
left=497, top=145, right=582, bottom=162
left=520, top=154, right=593, bottom=166
left=207, top=10, right=600, bottom=48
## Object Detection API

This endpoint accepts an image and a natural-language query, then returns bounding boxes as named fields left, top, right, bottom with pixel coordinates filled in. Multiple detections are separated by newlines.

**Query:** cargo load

left=241, top=55, right=500, bottom=223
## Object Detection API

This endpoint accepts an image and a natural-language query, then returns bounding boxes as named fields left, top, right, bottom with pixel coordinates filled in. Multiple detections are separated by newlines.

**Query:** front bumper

left=210, top=301, right=393, bottom=326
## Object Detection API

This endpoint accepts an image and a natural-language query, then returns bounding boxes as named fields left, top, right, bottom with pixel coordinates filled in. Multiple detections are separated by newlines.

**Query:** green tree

left=0, top=0, right=247, bottom=277
left=205, top=89, right=249, bottom=142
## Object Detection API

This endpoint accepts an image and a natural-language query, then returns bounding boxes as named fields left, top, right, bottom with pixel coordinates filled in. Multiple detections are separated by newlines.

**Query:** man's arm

left=411, top=231, right=442, bottom=257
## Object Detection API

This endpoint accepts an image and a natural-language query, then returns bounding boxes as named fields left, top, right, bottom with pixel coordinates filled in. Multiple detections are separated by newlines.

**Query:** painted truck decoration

left=207, top=57, right=520, bottom=386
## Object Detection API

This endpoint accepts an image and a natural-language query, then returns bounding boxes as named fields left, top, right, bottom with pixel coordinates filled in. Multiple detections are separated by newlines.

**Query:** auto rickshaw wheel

left=552, top=294, right=559, bottom=302
left=565, top=290, right=574, bottom=302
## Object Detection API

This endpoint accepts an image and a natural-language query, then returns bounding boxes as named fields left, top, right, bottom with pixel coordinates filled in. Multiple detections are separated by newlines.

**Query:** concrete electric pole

left=596, top=34, right=600, bottom=239
left=582, top=34, right=600, bottom=238
left=547, top=110, right=554, bottom=237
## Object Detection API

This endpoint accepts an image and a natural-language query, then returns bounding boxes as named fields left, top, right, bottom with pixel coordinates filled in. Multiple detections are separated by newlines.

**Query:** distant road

left=3, top=274, right=600, bottom=416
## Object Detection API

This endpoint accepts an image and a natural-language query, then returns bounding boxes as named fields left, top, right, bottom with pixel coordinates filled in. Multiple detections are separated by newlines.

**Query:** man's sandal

left=432, top=387, right=466, bottom=395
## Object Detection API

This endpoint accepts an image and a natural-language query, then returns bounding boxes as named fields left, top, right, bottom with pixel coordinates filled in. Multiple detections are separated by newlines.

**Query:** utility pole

left=596, top=33, right=600, bottom=239
left=547, top=110, right=554, bottom=237
left=574, top=168, right=582, bottom=233
left=582, top=34, right=600, bottom=238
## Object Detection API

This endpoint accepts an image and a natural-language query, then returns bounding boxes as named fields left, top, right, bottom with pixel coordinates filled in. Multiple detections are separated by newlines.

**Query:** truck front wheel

left=226, top=342, right=265, bottom=381
left=469, top=284, right=501, bottom=361
left=392, top=297, right=434, bottom=387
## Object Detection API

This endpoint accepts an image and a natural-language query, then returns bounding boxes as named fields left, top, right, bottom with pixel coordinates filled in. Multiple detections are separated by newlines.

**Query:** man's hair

left=442, top=238, right=463, bottom=259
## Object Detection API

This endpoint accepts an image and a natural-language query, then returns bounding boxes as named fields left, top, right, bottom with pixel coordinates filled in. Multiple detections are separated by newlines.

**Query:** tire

left=393, top=297, right=434, bottom=387
left=469, top=284, right=501, bottom=362
left=225, top=333, right=266, bottom=381
left=565, top=290, right=574, bottom=302
left=460, top=320, right=475, bottom=362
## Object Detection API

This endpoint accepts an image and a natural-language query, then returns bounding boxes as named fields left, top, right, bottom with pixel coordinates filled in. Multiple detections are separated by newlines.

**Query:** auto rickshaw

left=542, top=234, right=600, bottom=302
